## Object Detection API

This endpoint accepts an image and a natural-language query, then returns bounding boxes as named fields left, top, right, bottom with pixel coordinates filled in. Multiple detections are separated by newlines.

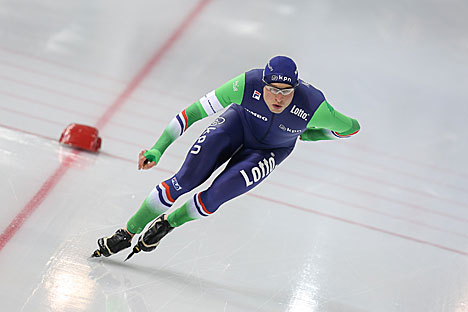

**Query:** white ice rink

left=1, top=0, right=468, bottom=311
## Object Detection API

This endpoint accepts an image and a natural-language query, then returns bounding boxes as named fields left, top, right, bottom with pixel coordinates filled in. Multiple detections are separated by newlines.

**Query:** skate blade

left=124, top=245, right=141, bottom=261
left=90, top=249, right=102, bottom=258
left=124, top=251, right=135, bottom=261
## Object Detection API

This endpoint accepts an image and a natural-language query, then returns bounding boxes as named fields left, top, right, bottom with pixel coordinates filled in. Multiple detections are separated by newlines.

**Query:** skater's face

left=263, top=82, right=295, bottom=114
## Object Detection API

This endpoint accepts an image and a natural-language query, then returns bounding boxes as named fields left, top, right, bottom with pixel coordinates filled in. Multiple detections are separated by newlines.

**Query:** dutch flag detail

left=331, top=129, right=360, bottom=138
left=175, top=110, right=188, bottom=136
left=193, top=193, right=211, bottom=217
left=156, top=182, right=175, bottom=207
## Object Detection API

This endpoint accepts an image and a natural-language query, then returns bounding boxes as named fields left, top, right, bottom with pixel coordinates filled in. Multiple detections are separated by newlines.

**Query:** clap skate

left=125, top=214, right=174, bottom=261
left=91, top=228, right=133, bottom=258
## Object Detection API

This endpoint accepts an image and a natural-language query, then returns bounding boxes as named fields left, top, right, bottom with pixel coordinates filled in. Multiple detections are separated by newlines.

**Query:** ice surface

left=1, top=0, right=468, bottom=311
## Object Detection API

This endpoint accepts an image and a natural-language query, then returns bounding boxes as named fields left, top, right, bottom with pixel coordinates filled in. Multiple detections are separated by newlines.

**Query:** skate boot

left=92, top=228, right=133, bottom=258
left=125, top=214, right=174, bottom=261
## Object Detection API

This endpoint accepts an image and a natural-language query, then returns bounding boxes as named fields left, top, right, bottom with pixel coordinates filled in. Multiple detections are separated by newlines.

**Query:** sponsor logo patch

left=191, top=122, right=221, bottom=155
left=252, top=90, right=261, bottom=100
left=239, top=155, right=276, bottom=187
left=277, top=75, right=292, bottom=83
left=233, top=80, right=239, bottom=92
left=244, top=107, right=268, bottom=121
left=289, top=105, right=310, bottom=121
left=171, top=177, right=182, bottom=191
left=279, top=124, right=302, bottom=134
left=210, top=116, right=225, bottom=126
left=268, top=74, right=292, bottom=83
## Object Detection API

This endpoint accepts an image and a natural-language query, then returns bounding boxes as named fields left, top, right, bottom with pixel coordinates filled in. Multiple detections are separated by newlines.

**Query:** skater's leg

left=126, top=178, right=186, bottom=234
left=126, top=186, right=172, bottom=234
left=167, top=146, right=294, bottom=227
left=94, top=110, right=243, bottom=257
left=126, top=109, right=244, bottom=234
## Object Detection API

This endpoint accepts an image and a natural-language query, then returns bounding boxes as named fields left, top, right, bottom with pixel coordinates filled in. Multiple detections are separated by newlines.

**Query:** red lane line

left=95, top=0, right=212, bottom=129
left=249, top=193, right=468, bottom=257
left=0, top=152, right=75, bottom=251
left=0, top=0, right=212, bottom=253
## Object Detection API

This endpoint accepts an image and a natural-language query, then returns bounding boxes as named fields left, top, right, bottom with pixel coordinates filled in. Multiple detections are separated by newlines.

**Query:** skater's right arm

left=142, top=73, right=245, bottom=167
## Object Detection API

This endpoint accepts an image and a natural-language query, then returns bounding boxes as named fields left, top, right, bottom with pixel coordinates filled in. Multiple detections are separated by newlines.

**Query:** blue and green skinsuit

left=126, top=69, right=360, bottom=233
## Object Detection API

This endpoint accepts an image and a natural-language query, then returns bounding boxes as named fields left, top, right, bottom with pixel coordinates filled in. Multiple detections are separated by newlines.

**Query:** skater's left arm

left=300, top=100, right=360, bottom=141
